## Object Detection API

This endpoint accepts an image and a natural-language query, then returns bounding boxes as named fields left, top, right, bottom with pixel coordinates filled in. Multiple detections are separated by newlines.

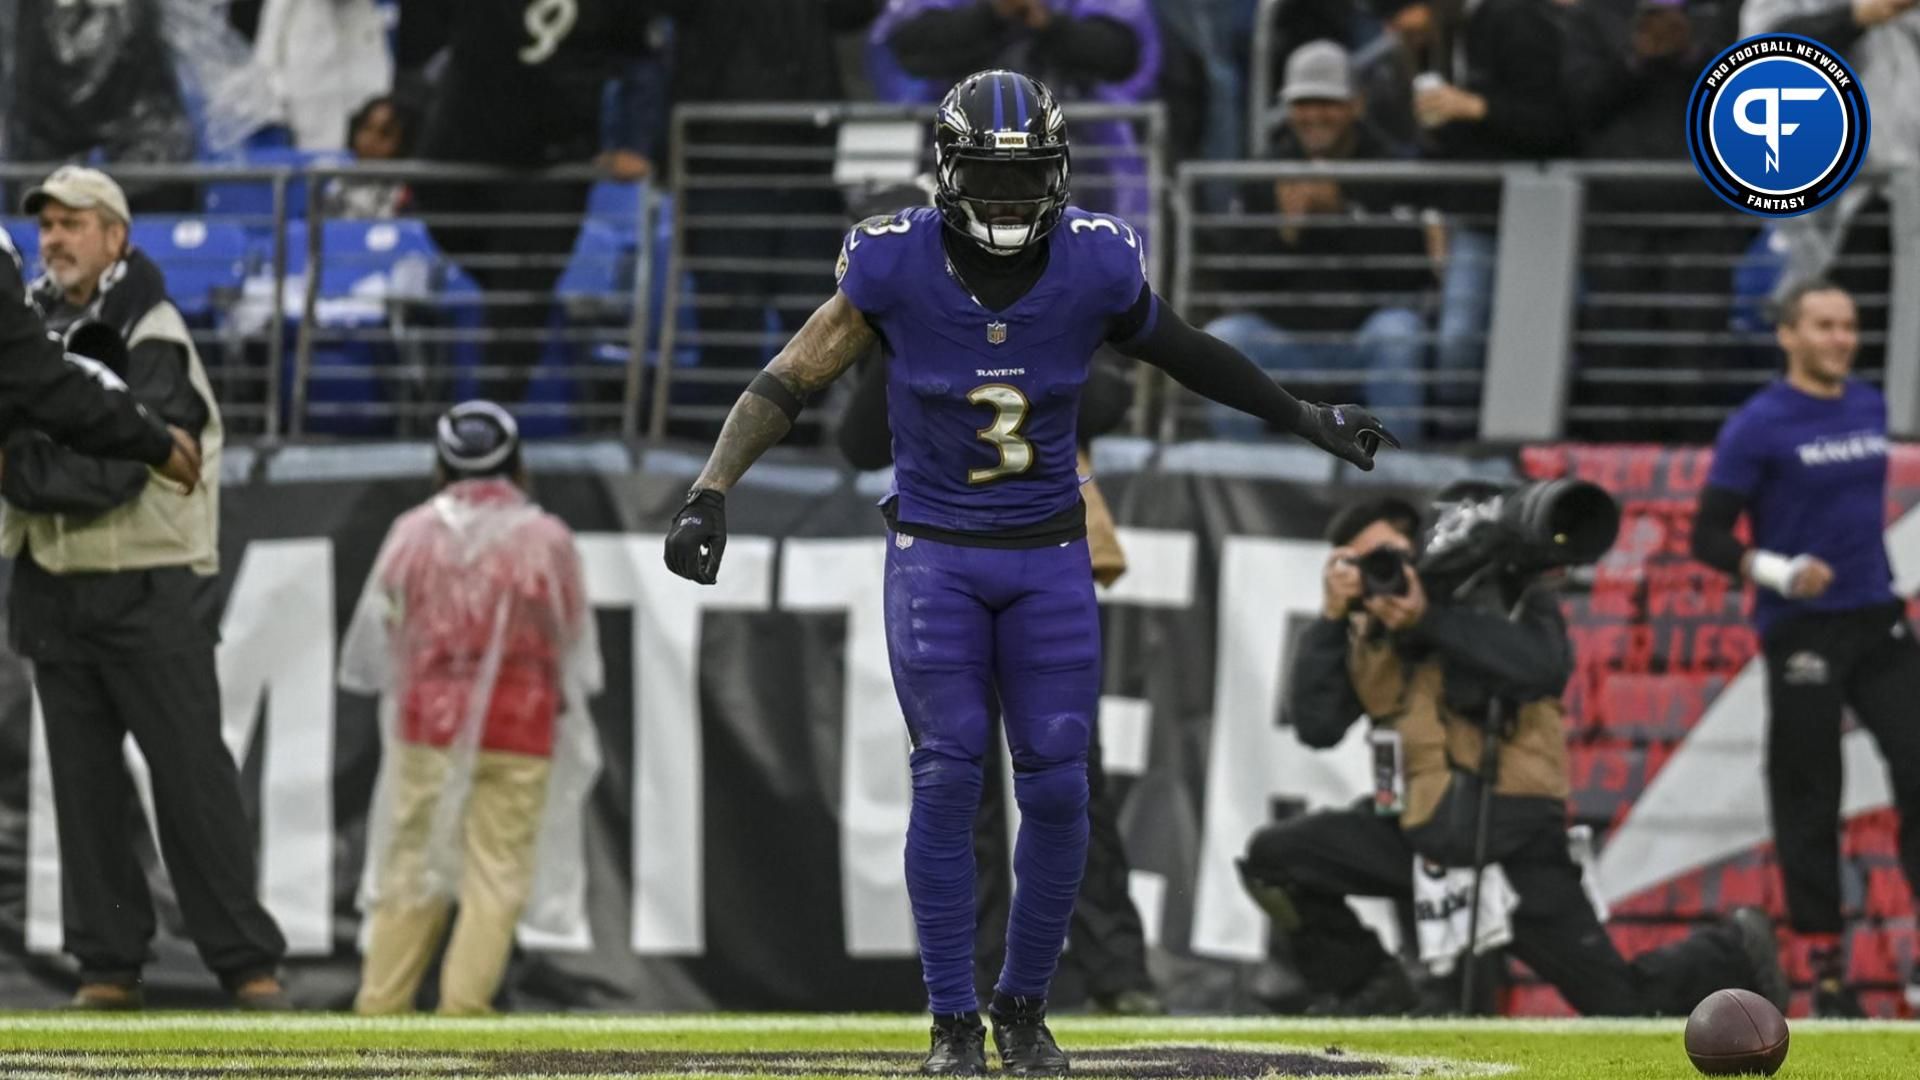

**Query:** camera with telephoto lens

left=1415, top=478, right=1622, bottom=597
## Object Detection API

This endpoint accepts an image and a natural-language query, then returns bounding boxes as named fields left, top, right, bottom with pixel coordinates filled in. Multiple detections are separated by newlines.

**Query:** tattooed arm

left=693, top=291, right=877, bottom=492
left=664, top=291, right=876, bottom=583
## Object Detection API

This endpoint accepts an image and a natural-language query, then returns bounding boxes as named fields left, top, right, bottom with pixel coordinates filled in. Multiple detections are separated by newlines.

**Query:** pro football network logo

left=1686, top=34, right=1869, bottom=218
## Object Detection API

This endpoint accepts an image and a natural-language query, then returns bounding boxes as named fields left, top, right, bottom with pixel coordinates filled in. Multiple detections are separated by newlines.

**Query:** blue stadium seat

left=1, top=219, right=39, bottom=279
left=1730, top=225, right=1787, bottom=334
left=202, top=149, right=350, bottom=226
left=130, top=218, right=251, bottom=323
left=272, top=219, right=482, bottom=435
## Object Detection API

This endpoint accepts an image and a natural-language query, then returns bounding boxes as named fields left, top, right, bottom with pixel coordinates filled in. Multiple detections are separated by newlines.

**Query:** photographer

left=1239, top=493, right=1786, bottom=1016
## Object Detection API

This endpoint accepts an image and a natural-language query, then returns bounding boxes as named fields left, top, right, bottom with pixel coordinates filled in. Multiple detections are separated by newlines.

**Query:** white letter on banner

left=1189, top=536, right=1372, bottom=961
left=780, top=537, right=917, bottom=957
left=27, top=539, right=338, bottom=955
left=576, top=533, right=773, bottom=955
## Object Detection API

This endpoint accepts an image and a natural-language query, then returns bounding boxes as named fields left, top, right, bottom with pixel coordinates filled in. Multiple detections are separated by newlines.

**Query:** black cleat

left=921, top=1012, right=987, bottom=1076
left=1810, top=944, right=1866, bottom=1018
left=989, top=993, right=1069, bottom=1076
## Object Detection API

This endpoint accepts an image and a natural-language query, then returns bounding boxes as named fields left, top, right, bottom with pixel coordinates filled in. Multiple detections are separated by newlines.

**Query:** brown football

left=1685, top=988, right=1790, bottom=1076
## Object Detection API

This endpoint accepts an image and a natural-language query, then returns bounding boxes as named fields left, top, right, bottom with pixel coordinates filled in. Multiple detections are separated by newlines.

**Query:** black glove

left=664, top=488, right=727, bottom=584
left=1300, top=402, right=1399, bottom=471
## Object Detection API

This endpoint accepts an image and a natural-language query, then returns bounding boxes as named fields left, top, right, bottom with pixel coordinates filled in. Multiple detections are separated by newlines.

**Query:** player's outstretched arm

left=1110, top=289, right=1399, bottom=470
left=664, top=290, right=876, bottom=584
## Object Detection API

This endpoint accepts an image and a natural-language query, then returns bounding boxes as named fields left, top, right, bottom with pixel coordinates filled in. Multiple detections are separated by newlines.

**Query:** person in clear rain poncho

left=340, top=401, right=602, bottom=1015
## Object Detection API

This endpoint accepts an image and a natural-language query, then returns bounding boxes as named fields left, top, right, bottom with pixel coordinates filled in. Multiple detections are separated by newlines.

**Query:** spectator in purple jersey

left=871, top=0, right=1161, bottom=226
left=1692, top=280, right=1920, bottom=1019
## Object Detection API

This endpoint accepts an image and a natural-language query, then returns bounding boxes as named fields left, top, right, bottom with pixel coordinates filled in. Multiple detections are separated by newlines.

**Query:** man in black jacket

left=1199, top=42, right=1433, bottom=440
left=6, top=167, right=286, bottom=1011
left=0, top=225, right=198, bottom=485
left=1240, top=496, right=1785, bottom=1016
left=397, top=0, right=662, bottom=406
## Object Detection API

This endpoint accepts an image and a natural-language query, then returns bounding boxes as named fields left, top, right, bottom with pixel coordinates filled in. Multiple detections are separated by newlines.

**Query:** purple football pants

left=883, top=532, right=1098, bottom=1016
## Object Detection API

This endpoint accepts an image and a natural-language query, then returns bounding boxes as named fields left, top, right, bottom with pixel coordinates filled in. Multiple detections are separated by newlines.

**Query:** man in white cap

left=3, top=165, right=285, bottom=1011
left=1200, top=41, right=1434, bottom=440
left=0, top=217, right=196, bottom=484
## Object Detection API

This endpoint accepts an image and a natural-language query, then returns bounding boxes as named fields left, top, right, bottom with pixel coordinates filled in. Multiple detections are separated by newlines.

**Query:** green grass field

left=0, top=1014, right=1914, bottom=1079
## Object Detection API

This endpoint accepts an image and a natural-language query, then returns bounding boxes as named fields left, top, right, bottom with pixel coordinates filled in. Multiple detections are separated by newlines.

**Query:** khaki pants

left=355, top=745, right=551, bottom=1015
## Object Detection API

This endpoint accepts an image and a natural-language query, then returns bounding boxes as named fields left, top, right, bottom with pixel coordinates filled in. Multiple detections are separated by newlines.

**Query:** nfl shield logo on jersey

left=987, top=321, right=1008, bottom=345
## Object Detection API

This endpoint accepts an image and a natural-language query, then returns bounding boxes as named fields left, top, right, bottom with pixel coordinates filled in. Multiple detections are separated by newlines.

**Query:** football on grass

left=1685, top=988, right=1790, bottom=1076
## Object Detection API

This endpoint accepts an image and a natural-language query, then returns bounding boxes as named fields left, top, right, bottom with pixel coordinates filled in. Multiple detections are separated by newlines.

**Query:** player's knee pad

left=909, top=746, right=984, bottom=818
left=1011, top=758, right=1089, bottom=824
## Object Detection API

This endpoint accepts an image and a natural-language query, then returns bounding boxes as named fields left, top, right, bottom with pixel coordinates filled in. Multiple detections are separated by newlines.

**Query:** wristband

left=1748, top=550, right=1810, bottom=595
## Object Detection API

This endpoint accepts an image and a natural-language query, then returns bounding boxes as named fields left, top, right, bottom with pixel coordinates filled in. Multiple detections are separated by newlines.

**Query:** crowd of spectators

left=0, top=0, right=1914, bottom=437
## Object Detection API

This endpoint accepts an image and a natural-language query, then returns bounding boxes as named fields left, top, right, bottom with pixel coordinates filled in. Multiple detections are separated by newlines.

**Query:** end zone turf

left=0, top=1014, right=1914, bottom=1078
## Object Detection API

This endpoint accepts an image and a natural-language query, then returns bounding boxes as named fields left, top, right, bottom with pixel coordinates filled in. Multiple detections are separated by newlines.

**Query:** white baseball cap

left=1280, top=40, right=1355, bottom=105
left=23, top=165, right=133, bottom=226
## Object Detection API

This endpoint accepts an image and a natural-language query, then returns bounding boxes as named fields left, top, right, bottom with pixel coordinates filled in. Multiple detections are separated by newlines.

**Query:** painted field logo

left=1686, top=34, right=1870, bottom=218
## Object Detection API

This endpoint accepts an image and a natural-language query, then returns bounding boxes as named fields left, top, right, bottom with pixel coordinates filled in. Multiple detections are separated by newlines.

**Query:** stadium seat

left=1, top=219, right=39, bottom=279
left=130, top=218, right=251, bottom=323
left=202, top=148, right=350, bottom=226
left=270, top=219, right=481, bottom=435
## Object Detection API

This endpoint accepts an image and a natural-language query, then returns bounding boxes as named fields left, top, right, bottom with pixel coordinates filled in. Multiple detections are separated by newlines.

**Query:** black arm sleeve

left=836, top=360, right=896, bottom=471
left=1031, top=14, right=1140, bottom=83
left=0, top=254, right=173, bottom=466
left=1401, top=587, right=1574, bottom=702
left=1, top=433, right=150, bottom=515
left=1079, top=350, right=1135, bottom=442
left=1282, top=618, right=1368, bottom=750
left=1109, top=287, right=1312, bottom=434
left=1770, top=8, right=1866, bottom=51
left=1690, top=483, right=1750, bottom=577
left=887, top=4, right=1009, bottom=78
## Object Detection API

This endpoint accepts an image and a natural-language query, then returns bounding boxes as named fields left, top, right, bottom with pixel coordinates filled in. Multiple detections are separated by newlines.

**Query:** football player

left=665, top=70, right=1396, bottom=1074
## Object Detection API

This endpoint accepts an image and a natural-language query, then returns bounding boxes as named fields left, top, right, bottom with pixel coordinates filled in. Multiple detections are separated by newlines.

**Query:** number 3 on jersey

left=967, top=384, right=1032, bottom=484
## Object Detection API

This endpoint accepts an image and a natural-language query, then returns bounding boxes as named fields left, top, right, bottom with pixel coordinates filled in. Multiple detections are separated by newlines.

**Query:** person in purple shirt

left=870, top=0, right=1160, bottom=225
left=665, top=71, right=1394, bottom=1074
left=1692, top=280, right=1920, bottom=1019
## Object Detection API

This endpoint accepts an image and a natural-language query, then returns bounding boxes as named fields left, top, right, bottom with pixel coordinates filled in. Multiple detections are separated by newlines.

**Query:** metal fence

left=1172, top=159, right=1920, bottom=445
left=1170, top=160, right=1509, bottom=444
left=3, top=150, right=1912, bottom=448
left=650, top=101, right=1169, bottom=441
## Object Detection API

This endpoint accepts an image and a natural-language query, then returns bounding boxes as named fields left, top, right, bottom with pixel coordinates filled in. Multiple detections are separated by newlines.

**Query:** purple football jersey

left=837, top=206, right=1153, bottom=533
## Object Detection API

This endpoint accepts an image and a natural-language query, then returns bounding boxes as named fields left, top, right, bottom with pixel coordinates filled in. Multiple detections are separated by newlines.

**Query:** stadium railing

left=650, top=100, right=1170, bottom=441
left=1172, top=159, right=1920, bottom=445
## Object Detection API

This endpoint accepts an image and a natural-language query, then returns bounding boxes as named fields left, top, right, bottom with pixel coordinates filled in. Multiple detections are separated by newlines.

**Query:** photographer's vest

left=0, top=301, right=221, bottom=575
left=1348, top=633, right=1569, bottom=830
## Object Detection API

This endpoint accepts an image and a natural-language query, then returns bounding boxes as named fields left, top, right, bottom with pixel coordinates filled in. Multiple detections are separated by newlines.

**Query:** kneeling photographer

left=1240, top=485, right=1786, bottom=1017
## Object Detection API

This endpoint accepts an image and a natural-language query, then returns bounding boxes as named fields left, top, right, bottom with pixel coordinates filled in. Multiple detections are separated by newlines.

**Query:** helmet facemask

left=940, top=151, right=1070, bottom=252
